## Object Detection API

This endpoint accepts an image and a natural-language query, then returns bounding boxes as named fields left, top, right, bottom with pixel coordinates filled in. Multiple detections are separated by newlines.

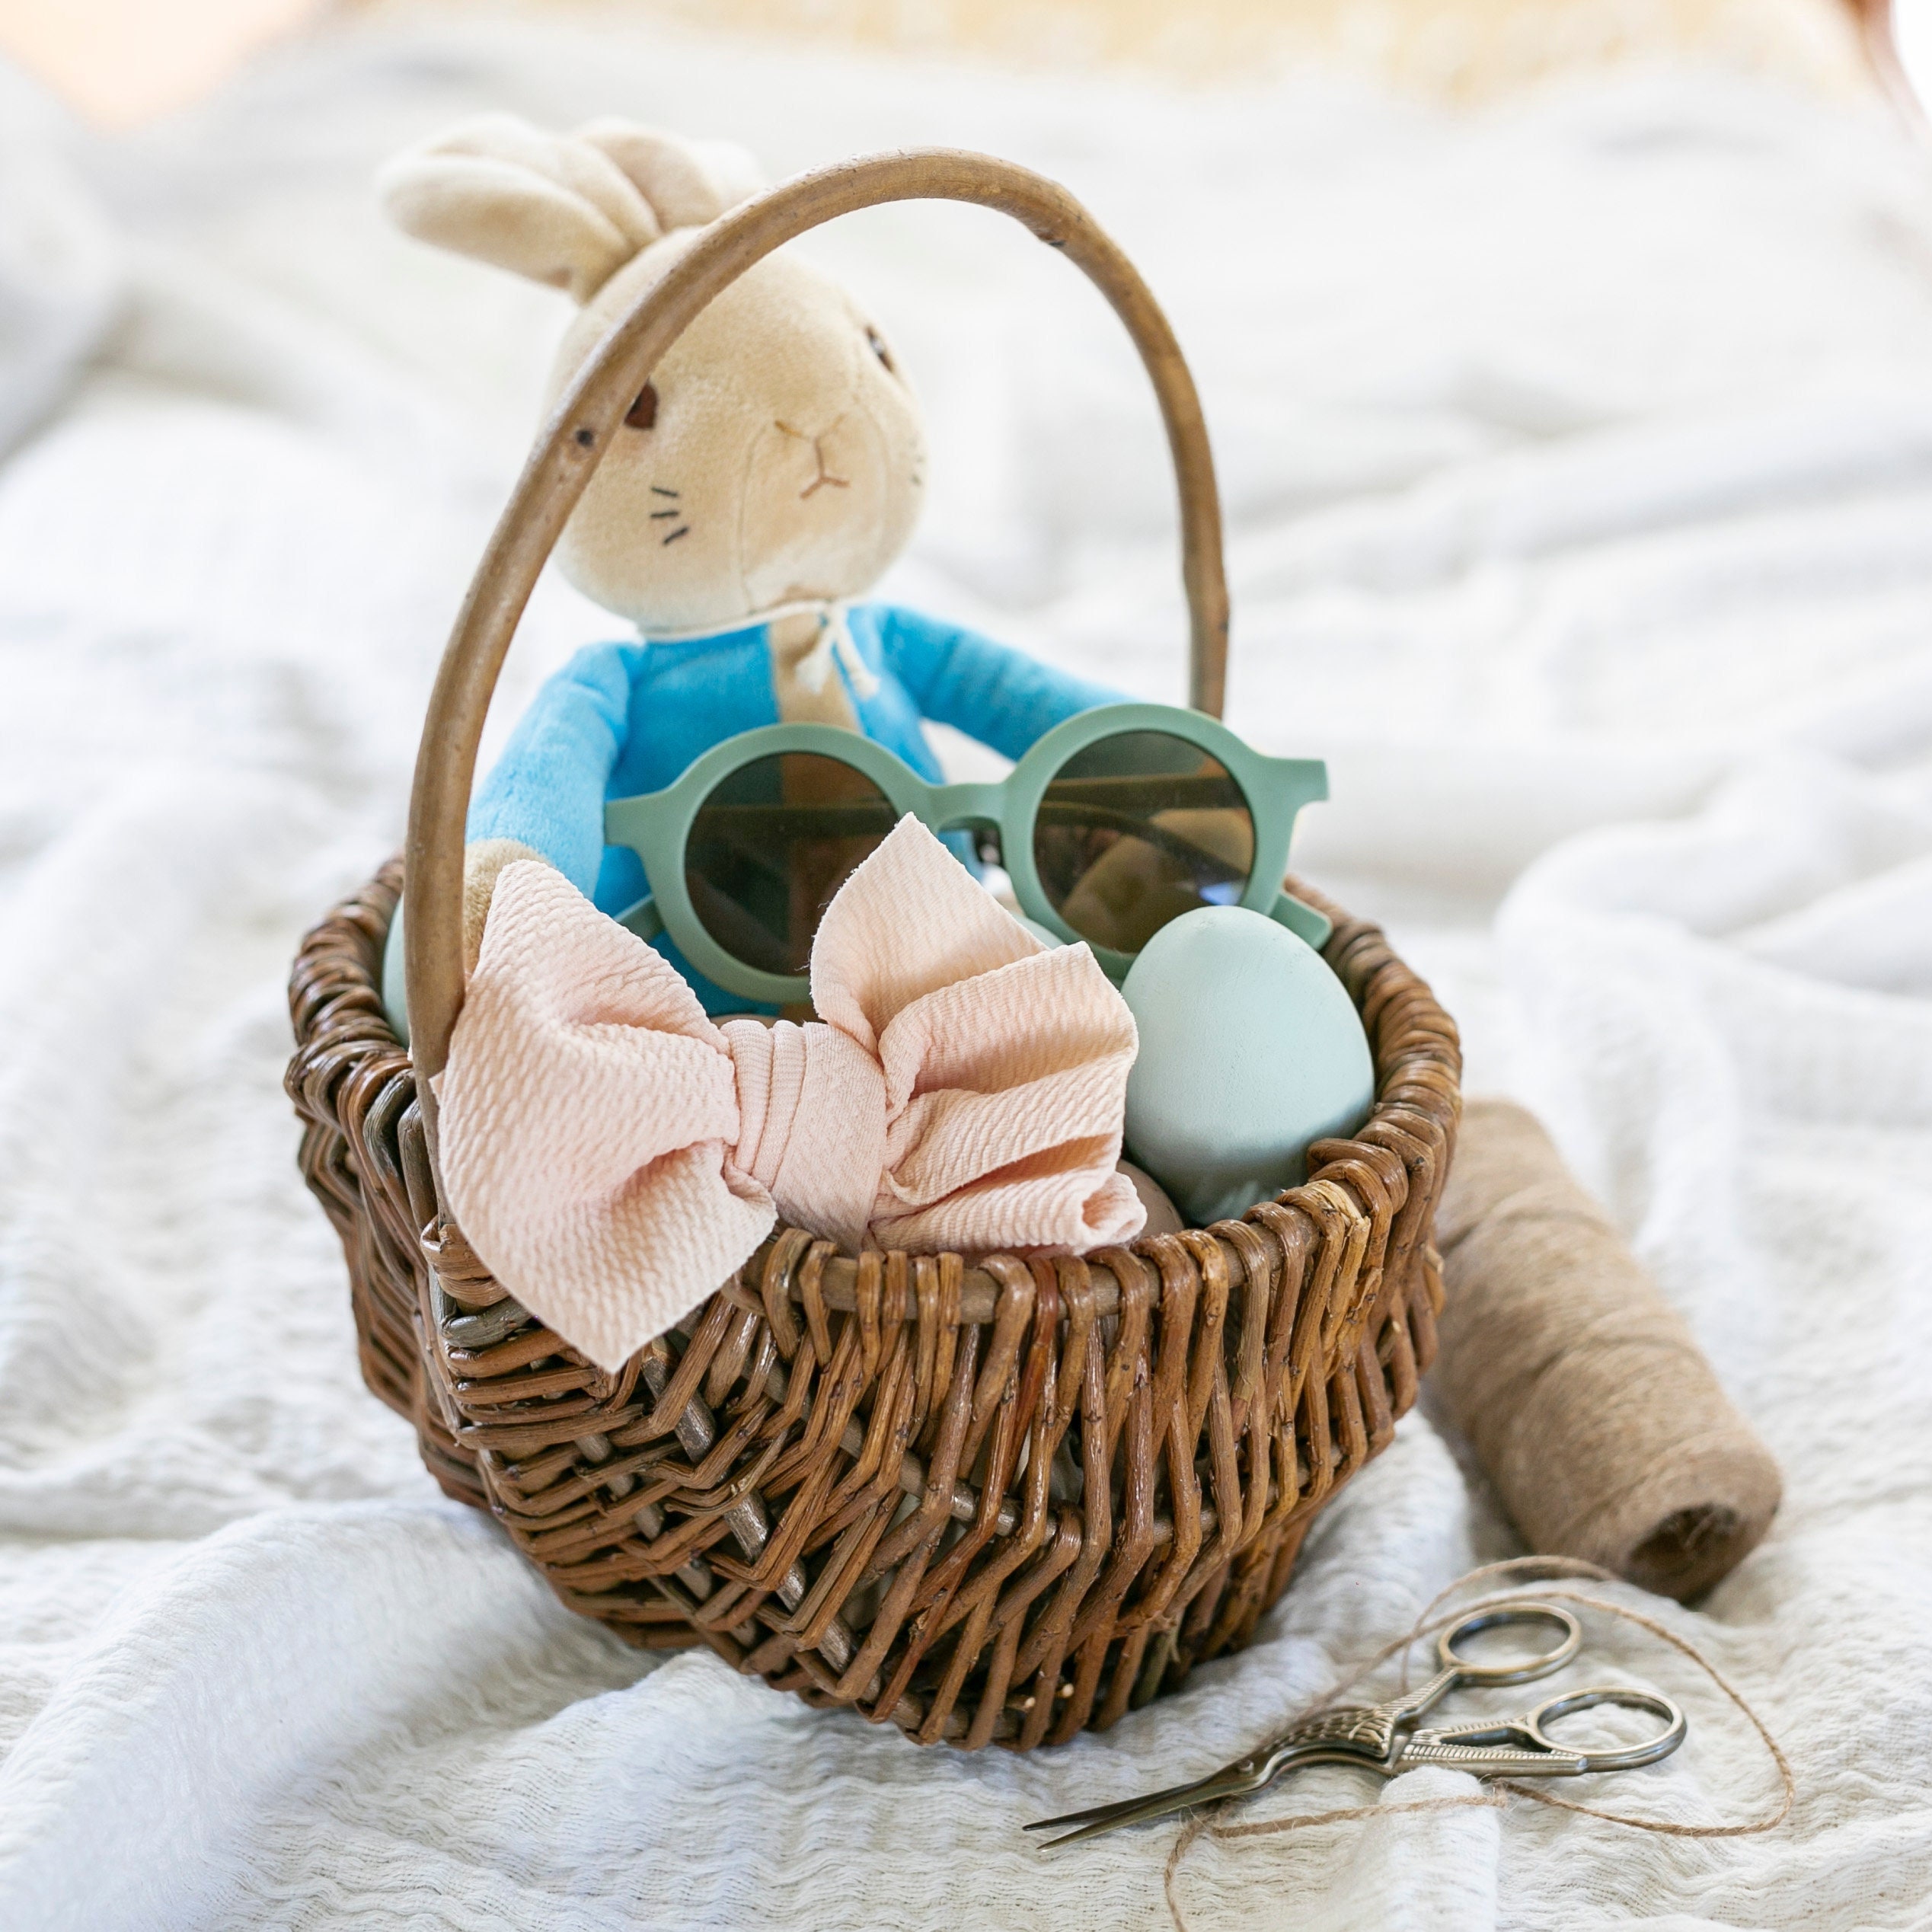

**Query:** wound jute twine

left=1161, top=1557, right=1796, bottom=1932
left=1432, top=1097, right=1783, bottom=1602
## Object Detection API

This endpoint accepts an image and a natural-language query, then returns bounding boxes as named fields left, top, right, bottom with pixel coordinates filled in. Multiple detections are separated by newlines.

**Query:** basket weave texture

left=286, top=861, right=1460, bottom=1748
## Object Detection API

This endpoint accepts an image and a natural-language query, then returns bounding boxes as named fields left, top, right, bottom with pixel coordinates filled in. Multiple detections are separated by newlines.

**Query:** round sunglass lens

left=687, top=752, right=897, bottom=976
left=1032, top=731, right=1255, bottom=953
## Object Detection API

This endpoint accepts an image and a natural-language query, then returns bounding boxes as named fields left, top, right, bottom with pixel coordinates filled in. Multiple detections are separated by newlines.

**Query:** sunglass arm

left=615, top=894, right=666, bottom=943
left=1271, top=892, right=1332, bottom=951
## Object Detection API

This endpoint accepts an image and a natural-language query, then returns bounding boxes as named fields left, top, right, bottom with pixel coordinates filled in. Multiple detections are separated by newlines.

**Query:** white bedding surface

left=0, top=14, right=1930, bottom=1928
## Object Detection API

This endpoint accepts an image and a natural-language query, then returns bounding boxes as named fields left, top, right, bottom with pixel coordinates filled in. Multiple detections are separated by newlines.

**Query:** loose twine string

left=1160, top=1556, right=1795, bottom=1932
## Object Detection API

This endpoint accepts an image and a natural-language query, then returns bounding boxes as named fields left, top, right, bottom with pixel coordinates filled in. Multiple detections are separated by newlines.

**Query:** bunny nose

left=775, top=418, right=852, bottom=500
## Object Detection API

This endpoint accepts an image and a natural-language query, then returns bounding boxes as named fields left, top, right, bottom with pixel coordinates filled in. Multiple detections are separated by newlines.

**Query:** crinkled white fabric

left=0, top=13, right=1930, bottom=1930
left=0, top=71, right=123, bottom=462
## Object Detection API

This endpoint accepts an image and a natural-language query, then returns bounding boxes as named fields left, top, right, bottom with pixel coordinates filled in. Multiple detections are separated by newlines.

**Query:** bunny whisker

left=651, top=486, right=680, bottom=498
left=662, top=525, right=691, bottom=545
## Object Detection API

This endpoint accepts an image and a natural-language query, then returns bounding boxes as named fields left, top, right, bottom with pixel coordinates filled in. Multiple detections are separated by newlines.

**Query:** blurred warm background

left=0, top=0, right=1911, bottom=126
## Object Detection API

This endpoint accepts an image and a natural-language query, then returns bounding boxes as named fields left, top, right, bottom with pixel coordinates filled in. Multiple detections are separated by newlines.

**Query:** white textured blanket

left=1, top=14, right=1929, bottom=1929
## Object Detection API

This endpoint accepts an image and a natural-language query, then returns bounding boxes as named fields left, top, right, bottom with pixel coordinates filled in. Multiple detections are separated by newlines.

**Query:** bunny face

left=379, top=113, right=928, bottom=637
left=550, top=234, right=927, bottom=634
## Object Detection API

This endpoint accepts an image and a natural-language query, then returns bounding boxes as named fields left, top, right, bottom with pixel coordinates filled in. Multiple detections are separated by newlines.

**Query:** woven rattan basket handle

left=406, top=148, right=1229, bottom=1119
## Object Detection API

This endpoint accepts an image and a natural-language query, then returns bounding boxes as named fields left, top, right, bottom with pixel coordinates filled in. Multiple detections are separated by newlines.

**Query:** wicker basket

left=286, top=152, right=1461, bottom=1750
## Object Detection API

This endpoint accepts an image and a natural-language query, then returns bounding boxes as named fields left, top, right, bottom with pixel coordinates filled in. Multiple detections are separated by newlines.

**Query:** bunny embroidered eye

left=865, top=327, right=896, bottom=375
left=626, top=382, right=659, bottom=430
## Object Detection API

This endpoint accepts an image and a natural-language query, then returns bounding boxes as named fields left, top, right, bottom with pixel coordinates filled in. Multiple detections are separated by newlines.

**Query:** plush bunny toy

left=378, top=115, right=1126, bottom=1014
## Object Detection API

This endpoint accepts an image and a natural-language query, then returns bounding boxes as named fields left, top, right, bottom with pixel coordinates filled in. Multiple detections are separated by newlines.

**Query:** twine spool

left=1432, top=1099, right=1781, bottom=1601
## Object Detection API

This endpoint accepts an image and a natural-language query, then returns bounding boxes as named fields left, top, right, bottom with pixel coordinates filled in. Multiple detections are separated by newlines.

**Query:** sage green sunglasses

left=604, top=703, right=1330, bottom=1008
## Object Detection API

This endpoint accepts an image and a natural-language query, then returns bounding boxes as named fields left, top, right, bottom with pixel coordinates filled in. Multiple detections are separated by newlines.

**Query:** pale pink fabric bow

left=438, top=816, right=1143, bottom=1369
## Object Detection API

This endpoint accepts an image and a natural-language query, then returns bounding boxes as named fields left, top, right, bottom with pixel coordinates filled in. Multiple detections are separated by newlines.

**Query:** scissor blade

left=1025, top=1769, right=1263, bottom=1849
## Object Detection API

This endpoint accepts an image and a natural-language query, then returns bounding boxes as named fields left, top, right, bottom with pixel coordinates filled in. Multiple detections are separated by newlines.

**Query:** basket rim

left=295, top=858, right=1461, bottom=1330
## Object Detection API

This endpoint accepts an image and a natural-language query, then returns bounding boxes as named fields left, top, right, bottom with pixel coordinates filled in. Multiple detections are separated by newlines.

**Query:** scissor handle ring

left=1437, top=1602, right=1582, bottom=1685
left=1525, top=1686, right=1688, bottom=1773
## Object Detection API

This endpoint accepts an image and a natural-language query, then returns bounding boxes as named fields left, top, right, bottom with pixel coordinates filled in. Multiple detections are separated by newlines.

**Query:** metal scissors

left=1024, top=1601, right=1686, bottom=1849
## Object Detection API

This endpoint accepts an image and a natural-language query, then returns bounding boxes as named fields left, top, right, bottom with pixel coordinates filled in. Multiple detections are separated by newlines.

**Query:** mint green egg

left=1122, top=906, right=1374, bottom=1227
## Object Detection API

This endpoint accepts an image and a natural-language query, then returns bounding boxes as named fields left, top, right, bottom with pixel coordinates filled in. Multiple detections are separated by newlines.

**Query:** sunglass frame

left=602, top=701, right=1329, bottom=1006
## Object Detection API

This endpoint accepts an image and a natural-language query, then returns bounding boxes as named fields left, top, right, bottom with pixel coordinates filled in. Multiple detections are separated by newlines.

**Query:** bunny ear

left=575, top=120, right=765, bottom=231
left=377, top=111, right=663, bottom=302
